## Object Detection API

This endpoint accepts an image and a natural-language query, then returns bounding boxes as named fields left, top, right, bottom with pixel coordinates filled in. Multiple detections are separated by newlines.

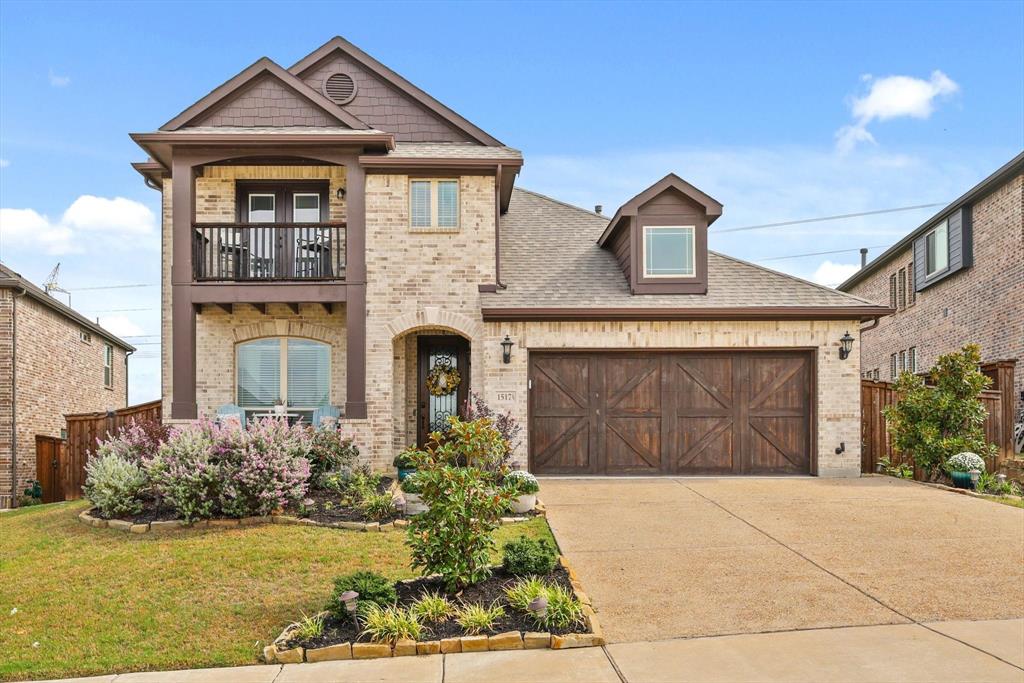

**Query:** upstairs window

left=925, top=219, right=949, bottom=276
left=890, top=353, right=897, bottom=380
left=898, top=268, right=907, bottom=310
left=293, top=193, right=321, bottom=223
left=889, top=273, right=897, bottom=309
left=410, top=179, right=459, bottom=230
left=248, top=194, right=276, bottom=223
left=103, top=344, right=113, bottom=388
left=908, top=347, right=917, bottom=373
left=643, top=226, right=695, bottom=278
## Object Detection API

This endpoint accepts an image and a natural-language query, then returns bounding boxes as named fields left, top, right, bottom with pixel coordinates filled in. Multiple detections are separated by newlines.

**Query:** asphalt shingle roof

left=484, top=188, right=887, bottom=310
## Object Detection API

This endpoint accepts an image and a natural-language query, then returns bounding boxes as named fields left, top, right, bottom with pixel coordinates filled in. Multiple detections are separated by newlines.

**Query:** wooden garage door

left=529, top=351, right=813, bottom=475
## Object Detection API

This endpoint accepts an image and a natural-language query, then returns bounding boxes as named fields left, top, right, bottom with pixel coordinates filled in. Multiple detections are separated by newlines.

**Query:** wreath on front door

left=426, top=364, right=462, bottom=397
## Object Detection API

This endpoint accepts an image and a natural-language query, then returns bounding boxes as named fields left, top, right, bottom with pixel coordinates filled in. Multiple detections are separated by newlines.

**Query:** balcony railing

left=192, top=223, right=346, bottom=281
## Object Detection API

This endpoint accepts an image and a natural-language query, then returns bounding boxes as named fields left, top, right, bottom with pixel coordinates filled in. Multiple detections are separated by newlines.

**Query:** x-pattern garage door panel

left=602, top=356, right=662, bottom=474
left=530, top=356, right=594, bottom=474
left=529, top=351, right=812, bottom=476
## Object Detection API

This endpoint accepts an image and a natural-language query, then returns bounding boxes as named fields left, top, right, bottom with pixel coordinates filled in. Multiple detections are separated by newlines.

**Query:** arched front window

left=236, top=338, right=330, bottom=421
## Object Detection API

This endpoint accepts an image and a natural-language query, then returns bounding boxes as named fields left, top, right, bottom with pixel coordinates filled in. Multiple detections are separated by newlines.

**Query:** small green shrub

left=504, top=576, right=548, bottom=612
left=290, top=611, right=326, bottom=641
left=877, top=456, right=913, bottom=479
left=393, top=448, right=418, bottom=469
left=976, top=472, right=1023, bottom=497
left=360, top=604, right=423, bottom=644
left=361, top=492, right=397, bottom=521
left=326, top=571, right=397, bottom=621
left=537, top=584, right=585, bottom=630
left=502, top=536, right=558, bottom=576
left=455, top=602, right=504, bottom=635
left=308, top=428, right=359, bottom=483
left=84, top=453, right=147, bottom=518
left=410, top=590, right=452, bottom=622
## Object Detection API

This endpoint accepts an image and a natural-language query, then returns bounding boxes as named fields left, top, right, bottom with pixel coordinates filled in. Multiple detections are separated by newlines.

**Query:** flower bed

left=263, top=556, right=603, bottom=664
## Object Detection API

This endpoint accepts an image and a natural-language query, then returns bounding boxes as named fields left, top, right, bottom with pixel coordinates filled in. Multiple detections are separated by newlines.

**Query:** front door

left=417, top=336, right=470, bottom=446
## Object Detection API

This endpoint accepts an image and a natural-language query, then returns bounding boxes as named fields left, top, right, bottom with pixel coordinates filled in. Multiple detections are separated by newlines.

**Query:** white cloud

left=97, top=314, right=145, bottom=337
left=48, top=68, right=70, bottom=87
left=0, top=195, right=155, bottom=255
left=811, top=260, right=861, bottom=287
left=836, top=71, right=959, bottom=154
left=0, top=159, right=9, bottom=168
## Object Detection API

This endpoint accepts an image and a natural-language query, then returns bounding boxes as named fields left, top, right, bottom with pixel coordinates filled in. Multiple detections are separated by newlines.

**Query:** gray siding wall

left=913, top=206, right=973, bottom=292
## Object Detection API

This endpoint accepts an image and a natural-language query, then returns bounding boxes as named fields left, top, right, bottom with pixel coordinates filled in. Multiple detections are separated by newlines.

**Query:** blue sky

left=1, top=0, right=1022, bottom=403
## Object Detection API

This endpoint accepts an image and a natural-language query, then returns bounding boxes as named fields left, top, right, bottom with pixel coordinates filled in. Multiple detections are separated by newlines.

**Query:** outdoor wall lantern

left=336, top=187, right=347, bottom=200
left=501, top=335, right=514, bottom=364
left=838, top=331, right=854, bottom=360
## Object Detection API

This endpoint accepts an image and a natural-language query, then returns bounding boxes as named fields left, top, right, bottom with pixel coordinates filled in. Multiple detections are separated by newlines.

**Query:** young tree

left=884, top=344, right=997, bottom=474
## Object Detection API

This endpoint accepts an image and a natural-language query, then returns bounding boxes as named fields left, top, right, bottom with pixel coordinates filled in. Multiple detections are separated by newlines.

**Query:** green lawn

left=0, top=501, right=557, bottom=681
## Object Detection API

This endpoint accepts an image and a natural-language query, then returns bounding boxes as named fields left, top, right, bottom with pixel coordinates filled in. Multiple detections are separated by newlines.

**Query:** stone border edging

left=262, top=554, right=603, bottom=665
left=77, top=501, right=546, bottom=535
left=869, top=473, right=1023, bottom=504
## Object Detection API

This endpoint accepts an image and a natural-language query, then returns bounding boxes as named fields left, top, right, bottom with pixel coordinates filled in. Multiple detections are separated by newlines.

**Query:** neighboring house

left=0, top=264, right=134, bottom=507
left=132, top=36, right=891, bottom=479
left=838, top=152, right=1024, bottom=423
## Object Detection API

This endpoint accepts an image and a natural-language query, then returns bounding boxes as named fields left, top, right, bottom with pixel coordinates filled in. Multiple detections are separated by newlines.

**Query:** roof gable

left=161, top=57, right=369, bottom=131
left=289, top=36, right=502, bottom=146
left=598, top=173, right=724, bottom=247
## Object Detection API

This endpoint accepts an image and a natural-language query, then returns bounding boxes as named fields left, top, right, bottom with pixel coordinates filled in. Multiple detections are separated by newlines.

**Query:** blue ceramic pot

left=397, top=467, right=416, bottom=482
left=950, top=471, right=974, bottom=489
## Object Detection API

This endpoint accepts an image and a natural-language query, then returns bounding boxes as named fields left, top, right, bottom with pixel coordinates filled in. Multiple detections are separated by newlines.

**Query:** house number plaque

left=496, top=391, right=516, bottom=402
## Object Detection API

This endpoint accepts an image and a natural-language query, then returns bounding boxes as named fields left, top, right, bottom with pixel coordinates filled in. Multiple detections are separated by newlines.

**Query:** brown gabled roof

left=160, top=57, right=370, bottom=131
left=0, top=263, right=136, bottom=352
left=288, top=36, right=503, bottom=147
left=482, top=188, right=892, bottom=320
left=838, top=150, right=1024, bottom=291
left=597, top=173, right=724, bottom=247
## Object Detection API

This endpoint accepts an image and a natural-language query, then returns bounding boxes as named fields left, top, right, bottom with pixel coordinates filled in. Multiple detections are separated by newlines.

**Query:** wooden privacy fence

left=861, top=360, right=1016, bottom=475
left=43, top=399, right=163, bottom=502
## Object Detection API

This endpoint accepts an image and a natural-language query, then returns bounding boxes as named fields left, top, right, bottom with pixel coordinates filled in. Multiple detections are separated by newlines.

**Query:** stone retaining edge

left=262, top=553, right=602, bottom=664
left=76, top=500, right=544, bottom=535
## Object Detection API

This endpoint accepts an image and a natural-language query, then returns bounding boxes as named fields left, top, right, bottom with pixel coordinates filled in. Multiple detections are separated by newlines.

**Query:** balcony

left=192, top=223, right=346, bottom=281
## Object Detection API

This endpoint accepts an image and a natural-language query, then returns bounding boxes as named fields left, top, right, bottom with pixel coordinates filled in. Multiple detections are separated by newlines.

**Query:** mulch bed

left=291, top=477, right=400, bottom=525
left=285, top=566, right=581, bottom=649
left=90, top=497, right=179, bottom=524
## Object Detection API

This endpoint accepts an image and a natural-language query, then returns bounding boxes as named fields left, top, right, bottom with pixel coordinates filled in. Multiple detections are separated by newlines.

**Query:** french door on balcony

left=237, top=181, right=330, bottom=279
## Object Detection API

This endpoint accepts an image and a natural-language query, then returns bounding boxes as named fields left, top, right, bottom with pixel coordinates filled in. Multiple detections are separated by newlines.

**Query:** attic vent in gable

left=323, top=73, right=357, bottom=105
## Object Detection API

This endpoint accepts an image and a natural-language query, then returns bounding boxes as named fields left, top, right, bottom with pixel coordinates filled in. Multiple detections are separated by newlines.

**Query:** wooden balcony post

left=343, top=159, right=367, bottom=419
left=170, top=154, right=198, bottom=419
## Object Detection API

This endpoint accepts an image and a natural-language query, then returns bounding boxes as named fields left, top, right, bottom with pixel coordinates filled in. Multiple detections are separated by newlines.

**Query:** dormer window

left=643, top=226, right=695, bottom=278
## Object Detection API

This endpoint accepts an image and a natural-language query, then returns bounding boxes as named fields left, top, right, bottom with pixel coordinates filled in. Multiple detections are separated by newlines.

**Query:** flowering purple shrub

left=461, top=392, right=522, bottom=465
left=147, top=417, right=312, bottom=521
left=219, top=418, right=311, bottom=517
left=91, top=419, right=168, bottom=465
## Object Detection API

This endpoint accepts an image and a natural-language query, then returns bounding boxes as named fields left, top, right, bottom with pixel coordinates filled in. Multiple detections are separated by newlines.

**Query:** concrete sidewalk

left=39, top=619, right=1024, bottom=683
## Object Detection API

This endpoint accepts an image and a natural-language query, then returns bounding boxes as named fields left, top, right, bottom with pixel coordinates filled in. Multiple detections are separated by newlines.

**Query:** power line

left=83, top=307, right=157, bottom=313
left=69, top=283, right=159, bottom=291
left=714, top=202, right=947, bottom=234
left=756, top=244, right=891, bottom=263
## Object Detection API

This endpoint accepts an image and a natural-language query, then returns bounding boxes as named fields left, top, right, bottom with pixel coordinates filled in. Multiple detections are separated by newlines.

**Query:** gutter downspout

left=860, top=316, right=881, bottom=333
left=494, top=164, right=506, bottom=289
left=124, top=348, right=134, bottom=407
left=10, top=285, right=26, bottom=507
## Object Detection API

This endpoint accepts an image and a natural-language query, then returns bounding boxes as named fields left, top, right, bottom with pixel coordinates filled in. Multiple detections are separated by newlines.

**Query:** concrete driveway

left=541, top=476, right=1024, bottom=644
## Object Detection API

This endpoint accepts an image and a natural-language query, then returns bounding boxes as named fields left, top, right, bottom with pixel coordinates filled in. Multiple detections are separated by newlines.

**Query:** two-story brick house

left=133, top=36, right=891, bottom=478
left=0, top=264, right=134, bottom=507
left=838, top=152, right=1023, bottom=430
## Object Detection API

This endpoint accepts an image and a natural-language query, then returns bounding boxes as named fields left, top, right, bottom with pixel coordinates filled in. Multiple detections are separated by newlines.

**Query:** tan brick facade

left=846, top=172, right=1023, bottom=416
left=163, top=166, right=863, bottom=476
left=0, top=292, right=128, bottom=506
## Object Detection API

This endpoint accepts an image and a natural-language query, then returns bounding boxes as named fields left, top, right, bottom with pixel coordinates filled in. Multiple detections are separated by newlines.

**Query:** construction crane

left=43, top=263, right=71, bottom=306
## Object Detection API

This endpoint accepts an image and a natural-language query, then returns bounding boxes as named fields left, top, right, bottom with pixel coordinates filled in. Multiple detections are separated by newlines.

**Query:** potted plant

left=400, top=473, right=429, bottom=515
left=946, top=452, right=985, bottom=489
left=505, top=471, right=539, bottom=513
left=393, top=447, right=419, bottom=481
